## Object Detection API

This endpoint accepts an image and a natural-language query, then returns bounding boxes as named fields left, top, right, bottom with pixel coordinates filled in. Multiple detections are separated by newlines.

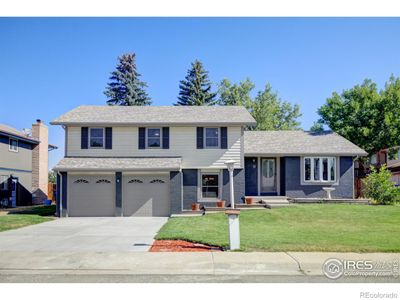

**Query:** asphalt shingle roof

left=0, top=124, right=39, bottom=144
left=244, top=130, right=367, bottom=156
left=51, top=105, right=256, bottom=126
left=53, top=157, right=182, bottom=171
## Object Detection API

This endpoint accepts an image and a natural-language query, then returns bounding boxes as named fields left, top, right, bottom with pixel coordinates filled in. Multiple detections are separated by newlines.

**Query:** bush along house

left=51, top=106, right=367, bottom=217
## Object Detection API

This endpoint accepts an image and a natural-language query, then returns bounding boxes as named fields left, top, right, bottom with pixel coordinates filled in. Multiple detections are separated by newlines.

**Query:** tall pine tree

left=104, top=53, right=151, bottom=106
left=175, top=60, right=217, bottom=106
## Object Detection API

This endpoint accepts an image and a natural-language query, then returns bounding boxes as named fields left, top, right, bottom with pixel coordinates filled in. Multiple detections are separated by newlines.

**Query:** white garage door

left=123, top=174, right=170, bottom=217
left=68, top=174, right=115, bottom=217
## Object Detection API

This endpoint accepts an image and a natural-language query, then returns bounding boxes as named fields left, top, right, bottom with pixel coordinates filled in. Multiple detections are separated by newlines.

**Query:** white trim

left=8, top=138, right=18, bottom=152
left=88, top=127, right=105, bottom=149
left=146, top=127, right=162, bottom=149
left=301, top=156, right=339, bottom=185
left=198, top=170, right=222, bottom=201
left=204, top=127, right=220, bottom=149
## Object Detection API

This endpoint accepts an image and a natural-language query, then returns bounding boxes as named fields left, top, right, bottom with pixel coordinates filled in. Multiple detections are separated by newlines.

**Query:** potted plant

left=245, top=197, right=254, bottom=205
left=216, top=200, right=226, bottom=208
left=191, top=203, right=200, bottom=211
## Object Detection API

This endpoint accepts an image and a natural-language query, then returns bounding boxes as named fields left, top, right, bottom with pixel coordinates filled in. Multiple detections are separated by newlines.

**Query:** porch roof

left=53, top=157, right=182, bottom=172
left=244, top=130, right=367, bottom=156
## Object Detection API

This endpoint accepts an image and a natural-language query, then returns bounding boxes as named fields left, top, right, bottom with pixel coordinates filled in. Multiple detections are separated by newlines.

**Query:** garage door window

left=150, top=179, right=165, bottom=184
left=74, top=179, right=89, bottom=184
left=96, top=179, right=111, bottom=184
left=128, top=179, right=143, bottom=184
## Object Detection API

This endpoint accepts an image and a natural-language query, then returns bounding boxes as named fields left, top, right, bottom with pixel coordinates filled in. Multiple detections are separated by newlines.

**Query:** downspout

left=180, top=168, right=183, bottom=213
left=353, top=156, right=359, bottom=199
left=57, top=171, right=63, bottom=217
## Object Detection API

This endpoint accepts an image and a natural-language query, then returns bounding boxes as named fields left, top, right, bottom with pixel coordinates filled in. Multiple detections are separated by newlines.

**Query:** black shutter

left=105, top=127, right=112, bottom=149
left=138, top=127, right=146, bottom=149
left=196, top=127, right=204, bottom=149
left=81, top=127, right=88, bottom=149
left=162, top=127, right=169, bottom=149
left=220, top=127, right=228, bottom=149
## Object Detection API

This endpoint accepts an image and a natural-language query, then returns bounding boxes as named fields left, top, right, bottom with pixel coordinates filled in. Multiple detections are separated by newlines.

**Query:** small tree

left=363, top=165, right=400, bottom=205
left=310, top=121, right=324, bottom=133
left=104, top=53, right=151, bottom=106
left=175, top=60, right=217, bottom=106
left=48, top=170, right=56, bottom=184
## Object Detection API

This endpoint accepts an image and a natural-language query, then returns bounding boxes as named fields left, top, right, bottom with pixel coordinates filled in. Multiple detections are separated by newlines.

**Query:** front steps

left=252, top=196, right=291, bottom=209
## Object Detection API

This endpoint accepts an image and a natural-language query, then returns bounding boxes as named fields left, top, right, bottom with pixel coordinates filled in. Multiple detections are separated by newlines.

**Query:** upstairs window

left=89, top=128, right=104, bottom=148
left=9, top=139, right=18, bottom=152
left=147, top=128, right=161, bottom=148
left=204, top=128, right=219, bottom=148
left=304, top=157, right=336, bottom=183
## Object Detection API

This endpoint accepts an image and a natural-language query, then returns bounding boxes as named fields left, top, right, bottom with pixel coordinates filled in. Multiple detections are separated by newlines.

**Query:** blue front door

left=245, top=157, right=258, bottom=196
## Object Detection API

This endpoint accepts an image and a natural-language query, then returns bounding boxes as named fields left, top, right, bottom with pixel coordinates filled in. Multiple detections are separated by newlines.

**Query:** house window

left=89, top=128, right=104, bottom=148
left=0, top=175, right=8, bottom=190
left=204, top=128, right=219, bottom=148
left=201, top=173, right=219, bottom=199
left=147, top=128, right=161, bottom=148
left=304, top=157, right=336, bottom=183
left=9, top=139, right=18, bottom=152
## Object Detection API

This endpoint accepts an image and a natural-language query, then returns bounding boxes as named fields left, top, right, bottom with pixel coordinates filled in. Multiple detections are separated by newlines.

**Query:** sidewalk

left=0, top=251, right=399, bottom=278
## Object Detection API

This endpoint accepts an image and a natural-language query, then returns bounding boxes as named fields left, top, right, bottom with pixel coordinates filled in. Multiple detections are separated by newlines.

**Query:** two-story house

left=51, top=106, right=367, bottom=217
left=0, top=120, right=57, bottom=207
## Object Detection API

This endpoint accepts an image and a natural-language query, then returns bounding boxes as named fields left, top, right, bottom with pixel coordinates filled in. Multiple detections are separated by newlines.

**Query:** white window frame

left=146, top=127, right=162, bottom=149
left=303, top=156, right=337, bottom=184
left=9, top=138, right=18, bottom=152
left=89, top=127, right=105, bottom=149
left=204, top=127, right=220, bottom=149
left=0, top=175, right=9, bottom=191
left=199, top=171, right=221, bottom=201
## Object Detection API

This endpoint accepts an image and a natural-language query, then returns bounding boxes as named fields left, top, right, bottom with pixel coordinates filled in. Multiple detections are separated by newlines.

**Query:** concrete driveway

left=0, top=217, right=168, bottom=252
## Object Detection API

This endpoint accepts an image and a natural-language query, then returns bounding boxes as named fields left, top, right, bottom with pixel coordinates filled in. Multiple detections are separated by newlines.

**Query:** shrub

left=363, top=165, right=400, bottom=205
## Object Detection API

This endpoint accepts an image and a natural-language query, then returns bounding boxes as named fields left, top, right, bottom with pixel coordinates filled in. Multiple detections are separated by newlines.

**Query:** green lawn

left=0, top=205, right=56, bottom=232
left=156, top=204, right=400, bottom=252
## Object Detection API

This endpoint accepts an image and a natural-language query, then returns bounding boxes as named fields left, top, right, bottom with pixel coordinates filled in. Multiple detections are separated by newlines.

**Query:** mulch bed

left=150, top=240, right=223, bottom=252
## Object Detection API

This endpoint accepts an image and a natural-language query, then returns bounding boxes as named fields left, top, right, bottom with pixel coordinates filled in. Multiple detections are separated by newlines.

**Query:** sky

left=0, top=17, right=399, bottom=169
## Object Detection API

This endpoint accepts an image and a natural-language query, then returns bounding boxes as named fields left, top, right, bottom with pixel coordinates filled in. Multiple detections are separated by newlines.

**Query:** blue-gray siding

left=284, top=156, right=354, bottom=198
left=170, top=171, right=182, bottom=214
left=182, top=169, right=198, bottom=210
left=222, top=169, right=245, bottom=205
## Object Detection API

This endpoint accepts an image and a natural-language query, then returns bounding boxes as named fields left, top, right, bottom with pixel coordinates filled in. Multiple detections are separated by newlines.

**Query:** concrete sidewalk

left=0, top=251, right=399, bottom=279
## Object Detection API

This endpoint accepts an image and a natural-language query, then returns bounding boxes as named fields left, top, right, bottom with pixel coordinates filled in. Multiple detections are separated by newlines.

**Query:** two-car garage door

left=68, top=174, right=170, bottom=217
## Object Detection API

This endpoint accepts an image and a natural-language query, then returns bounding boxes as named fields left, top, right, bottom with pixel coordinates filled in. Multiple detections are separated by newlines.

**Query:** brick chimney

left=31, top=119, right=49, bottom=204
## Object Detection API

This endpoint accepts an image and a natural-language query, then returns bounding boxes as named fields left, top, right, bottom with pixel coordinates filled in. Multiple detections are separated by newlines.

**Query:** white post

left=224, top=160, right=240, bottom=250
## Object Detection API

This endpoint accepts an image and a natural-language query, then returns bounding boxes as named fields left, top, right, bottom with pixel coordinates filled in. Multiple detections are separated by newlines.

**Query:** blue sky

left=0, top=17, right=399, bottom=168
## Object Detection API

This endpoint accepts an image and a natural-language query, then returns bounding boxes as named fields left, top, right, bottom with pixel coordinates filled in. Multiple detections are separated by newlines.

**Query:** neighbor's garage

left=123, top=174, right=170, bottom=217
left=68, top=174, right=115, bottom=217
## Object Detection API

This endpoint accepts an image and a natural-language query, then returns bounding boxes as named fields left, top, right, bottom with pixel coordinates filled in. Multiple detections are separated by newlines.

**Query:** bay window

left=304, top=157, right=336, bottom=183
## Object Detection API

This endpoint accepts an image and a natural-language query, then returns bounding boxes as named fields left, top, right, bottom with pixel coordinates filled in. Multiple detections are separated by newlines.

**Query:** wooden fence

left=48, top=183, right=56, bottom=202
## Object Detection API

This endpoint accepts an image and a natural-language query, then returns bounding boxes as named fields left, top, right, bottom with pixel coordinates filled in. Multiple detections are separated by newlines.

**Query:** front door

left=260, top=158, right=277, bottom=194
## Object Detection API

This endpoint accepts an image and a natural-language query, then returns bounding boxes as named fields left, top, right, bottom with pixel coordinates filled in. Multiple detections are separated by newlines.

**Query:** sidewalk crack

left=211, top=252, right=216, bottom=276
left=285, top=252, right=306, bottom=275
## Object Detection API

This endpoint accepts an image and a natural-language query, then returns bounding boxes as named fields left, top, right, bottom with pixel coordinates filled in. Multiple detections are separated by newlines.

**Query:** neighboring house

left=370, top=147, right=400, bottom=186
left=0, top=120, right=57, bottom=207
left=51, top=106, right=367, bottom=217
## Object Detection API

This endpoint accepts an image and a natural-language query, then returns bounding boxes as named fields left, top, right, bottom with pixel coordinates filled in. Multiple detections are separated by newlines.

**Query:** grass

left=156, top=204, right=400, bottom=252
left=0, top=205, right=56, bottom=232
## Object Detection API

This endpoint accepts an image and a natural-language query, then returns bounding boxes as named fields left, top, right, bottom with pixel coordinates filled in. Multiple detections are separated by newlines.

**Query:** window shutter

left=162, top=127, right=169, bottom=149
left=220, top=127, right=228, bottom=149
left=105, top=127, right=112, bottom=149
left=138, top=127, right=146, bottom=149
left=196, top=127, right=204, bottom=149
left=81, top=127, right=88, bottom=149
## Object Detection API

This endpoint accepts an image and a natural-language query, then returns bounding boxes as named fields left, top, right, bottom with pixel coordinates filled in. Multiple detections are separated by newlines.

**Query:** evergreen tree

left=175, top=60, right=217, bottom=106
left=104, top=53, right=151, bottom=106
